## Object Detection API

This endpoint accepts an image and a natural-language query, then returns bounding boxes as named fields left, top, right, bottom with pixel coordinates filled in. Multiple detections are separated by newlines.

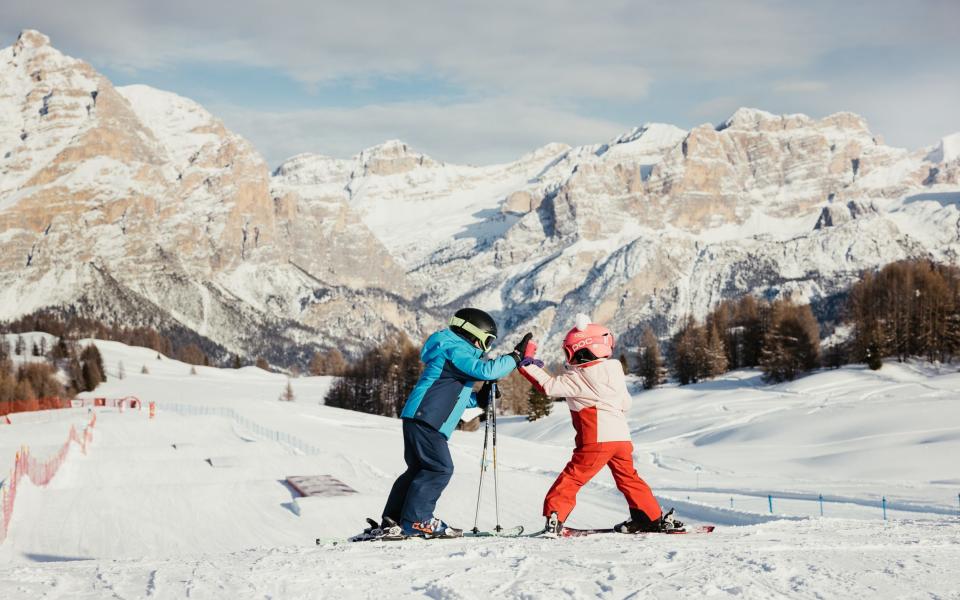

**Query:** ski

left=560, top=524, right=716, bottom=538
left=317, top=524, right=525, bottom=545
left=464, top=525, right=524, bottom=538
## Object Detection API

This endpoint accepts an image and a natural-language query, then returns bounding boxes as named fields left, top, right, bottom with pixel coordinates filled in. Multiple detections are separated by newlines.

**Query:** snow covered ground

left=1, top=338, right=959, bottom=598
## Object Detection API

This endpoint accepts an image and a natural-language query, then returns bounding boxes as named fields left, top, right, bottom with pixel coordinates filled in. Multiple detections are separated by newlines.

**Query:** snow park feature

left=0, top=338, right=957, bottom=598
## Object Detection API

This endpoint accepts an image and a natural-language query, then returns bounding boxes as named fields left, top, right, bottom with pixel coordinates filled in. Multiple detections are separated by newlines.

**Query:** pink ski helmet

left=562, top=314, right=615, bottom=364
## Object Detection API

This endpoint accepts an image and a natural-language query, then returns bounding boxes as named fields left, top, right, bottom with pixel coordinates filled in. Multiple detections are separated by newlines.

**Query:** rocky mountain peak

left=716, top=108, right=872, bottom=138
left=12, top=29, right=51, bottom=54
left=718, top=107, right=784, bottom=130
left=356, top=139, right=437, bottom=176
left=819, top=111, right=871, bottom=134
left=928, top=132, right=960, bottom=164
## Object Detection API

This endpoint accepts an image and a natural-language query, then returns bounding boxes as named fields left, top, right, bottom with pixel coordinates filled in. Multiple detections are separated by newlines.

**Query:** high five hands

left=510, top=332, right=543, bottom=368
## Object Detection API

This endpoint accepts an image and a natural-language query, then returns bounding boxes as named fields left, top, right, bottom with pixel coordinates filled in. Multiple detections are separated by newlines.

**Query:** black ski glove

left=477, top=381, right=502, bottom=410
left=509, top=332, right=534, bottom=365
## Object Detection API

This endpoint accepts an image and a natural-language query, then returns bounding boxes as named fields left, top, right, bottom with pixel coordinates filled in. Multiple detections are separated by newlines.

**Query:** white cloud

left=817, top=75, right=960, bottom=150
left=690, top=96, right=743, bottom=119
left=773, top=81, right=828, bottom=94
left=9, top=0, right=952, bottom=100
left=215, top=97, right=629, bottom=167
left=3, top=0, right=957, bottom=161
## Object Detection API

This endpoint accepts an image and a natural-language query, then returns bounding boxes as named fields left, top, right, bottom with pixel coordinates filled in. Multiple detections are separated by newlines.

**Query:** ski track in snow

left=1, top=338, right=960, bottom=598
left=2, top=521, right=959, bottom=599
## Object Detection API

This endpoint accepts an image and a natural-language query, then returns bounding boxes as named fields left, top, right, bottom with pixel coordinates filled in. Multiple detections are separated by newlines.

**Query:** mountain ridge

left=2, top=29, right=959, bottom=365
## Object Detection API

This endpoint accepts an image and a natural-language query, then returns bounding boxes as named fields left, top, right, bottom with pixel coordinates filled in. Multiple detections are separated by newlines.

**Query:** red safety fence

left=0, top=411, right=97, bottom=544
left=0, top=397, right=71, bottom=418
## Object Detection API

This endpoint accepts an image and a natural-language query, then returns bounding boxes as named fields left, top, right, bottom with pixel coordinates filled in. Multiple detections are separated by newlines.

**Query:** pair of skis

left=315, top=519, right=524, bottom=545
left=317, top=522, right=714, bottom=545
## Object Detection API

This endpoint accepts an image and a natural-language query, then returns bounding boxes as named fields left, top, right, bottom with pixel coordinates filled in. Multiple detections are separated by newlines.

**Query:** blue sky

left=3, top=1, right=958, bottom=167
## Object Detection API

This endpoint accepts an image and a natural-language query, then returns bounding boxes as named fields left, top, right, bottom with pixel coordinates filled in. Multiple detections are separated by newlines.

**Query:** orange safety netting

left=0, top=397, right=72, bottom=418
left=0, top=411, right=97, bottom=544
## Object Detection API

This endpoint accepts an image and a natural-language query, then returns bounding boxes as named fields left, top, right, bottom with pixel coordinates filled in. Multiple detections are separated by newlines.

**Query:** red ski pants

left=543, top=441, right=661, bottom=522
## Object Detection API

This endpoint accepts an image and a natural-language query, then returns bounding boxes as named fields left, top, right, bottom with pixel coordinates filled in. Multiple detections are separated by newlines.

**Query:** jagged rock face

left=0, top=31, right=422, bottom=364
left=347, top=112, right=957, bottom=358
left=2, top=30, right=959, bottom=365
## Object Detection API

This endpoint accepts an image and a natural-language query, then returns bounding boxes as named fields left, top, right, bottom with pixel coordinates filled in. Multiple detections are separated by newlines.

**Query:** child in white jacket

left=519, top=314, right=674, bottom=536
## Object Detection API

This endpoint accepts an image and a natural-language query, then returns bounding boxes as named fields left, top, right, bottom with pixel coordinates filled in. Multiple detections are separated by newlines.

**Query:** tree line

left=633, top=259, right=960, bottom=389
left=661, top=294, right=820, bottom=385
left=324, top=333, right=421, bottom=417
left=847, top=259, right=960, bottom=367
left=0, top=334, right=107, bottom=415
left=321, top=332, right=559, bottom=422
left=3, top=310, right=227, bottom=367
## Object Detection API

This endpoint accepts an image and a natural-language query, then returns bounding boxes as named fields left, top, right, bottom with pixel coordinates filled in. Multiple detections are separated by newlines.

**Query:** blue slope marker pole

left=768, top=494, right=773, bottom=514
left=819, top=494, right=824, bottom=517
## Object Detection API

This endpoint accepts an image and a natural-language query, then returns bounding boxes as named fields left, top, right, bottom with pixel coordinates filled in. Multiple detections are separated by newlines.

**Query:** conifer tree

left=280, top=379, right=296, bottom=402
left=81, top=360, right=102, bottom=391
left=737, top=295, right=765, bottom=367
left=760, top=299, right=821, bottom=382
left=639, top=327, right=664, bottom=390
left=13, top=378, right=35, bottom=402
left=74, top=344, right=107, bottom=391
left=706, top=323, right=729, bottom=377
left=526, top=387, right=552, bottom=421
left=672, top=317, right=708, bottom=385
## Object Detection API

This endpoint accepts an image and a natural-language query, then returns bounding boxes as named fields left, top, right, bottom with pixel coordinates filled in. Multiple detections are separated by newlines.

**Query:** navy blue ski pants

left=382, top=418, right=454, bottom=524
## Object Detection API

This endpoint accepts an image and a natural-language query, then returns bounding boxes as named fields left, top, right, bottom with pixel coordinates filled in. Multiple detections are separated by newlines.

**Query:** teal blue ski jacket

left=400, top=328, right=516, bottom=438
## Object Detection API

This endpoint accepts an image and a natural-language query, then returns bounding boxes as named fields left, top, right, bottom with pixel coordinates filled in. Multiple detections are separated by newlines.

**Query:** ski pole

left=471, top=398, right=492, bottom=535
left=491, top=381, right=502, bottom=533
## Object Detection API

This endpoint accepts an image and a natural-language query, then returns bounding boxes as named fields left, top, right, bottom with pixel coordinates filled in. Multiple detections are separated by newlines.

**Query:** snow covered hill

left=0, top=338, right=958, bottom=598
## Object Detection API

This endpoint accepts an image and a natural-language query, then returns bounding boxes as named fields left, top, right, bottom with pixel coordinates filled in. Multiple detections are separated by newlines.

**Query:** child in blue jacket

left=380, top=307, right=531, bottom=538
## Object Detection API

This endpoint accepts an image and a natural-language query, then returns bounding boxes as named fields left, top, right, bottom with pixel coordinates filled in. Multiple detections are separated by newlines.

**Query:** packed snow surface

left=1, top=338, right=959, bottom=598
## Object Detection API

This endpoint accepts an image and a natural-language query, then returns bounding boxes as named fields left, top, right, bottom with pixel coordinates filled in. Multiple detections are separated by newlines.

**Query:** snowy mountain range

left=2, top=29, right=959, bottom=364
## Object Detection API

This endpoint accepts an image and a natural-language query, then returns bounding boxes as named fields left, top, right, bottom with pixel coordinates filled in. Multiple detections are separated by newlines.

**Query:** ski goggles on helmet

left=449, top=316, right=497, bottom=352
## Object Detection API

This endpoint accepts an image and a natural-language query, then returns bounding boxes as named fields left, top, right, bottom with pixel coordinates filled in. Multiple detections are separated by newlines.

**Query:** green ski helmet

left=449, top=308, right=498, bottom=352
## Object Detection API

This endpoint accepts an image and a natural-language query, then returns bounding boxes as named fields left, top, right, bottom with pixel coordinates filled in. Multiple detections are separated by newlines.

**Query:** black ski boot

left=541, top=511, right=563, bottom=537
left=614, top=507, right=685, bottom=533
left=351, top=516, right=404, bottom=541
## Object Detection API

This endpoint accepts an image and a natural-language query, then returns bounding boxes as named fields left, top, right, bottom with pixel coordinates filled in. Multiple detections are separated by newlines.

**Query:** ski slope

left=1, top=338, right=959, bottom=598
